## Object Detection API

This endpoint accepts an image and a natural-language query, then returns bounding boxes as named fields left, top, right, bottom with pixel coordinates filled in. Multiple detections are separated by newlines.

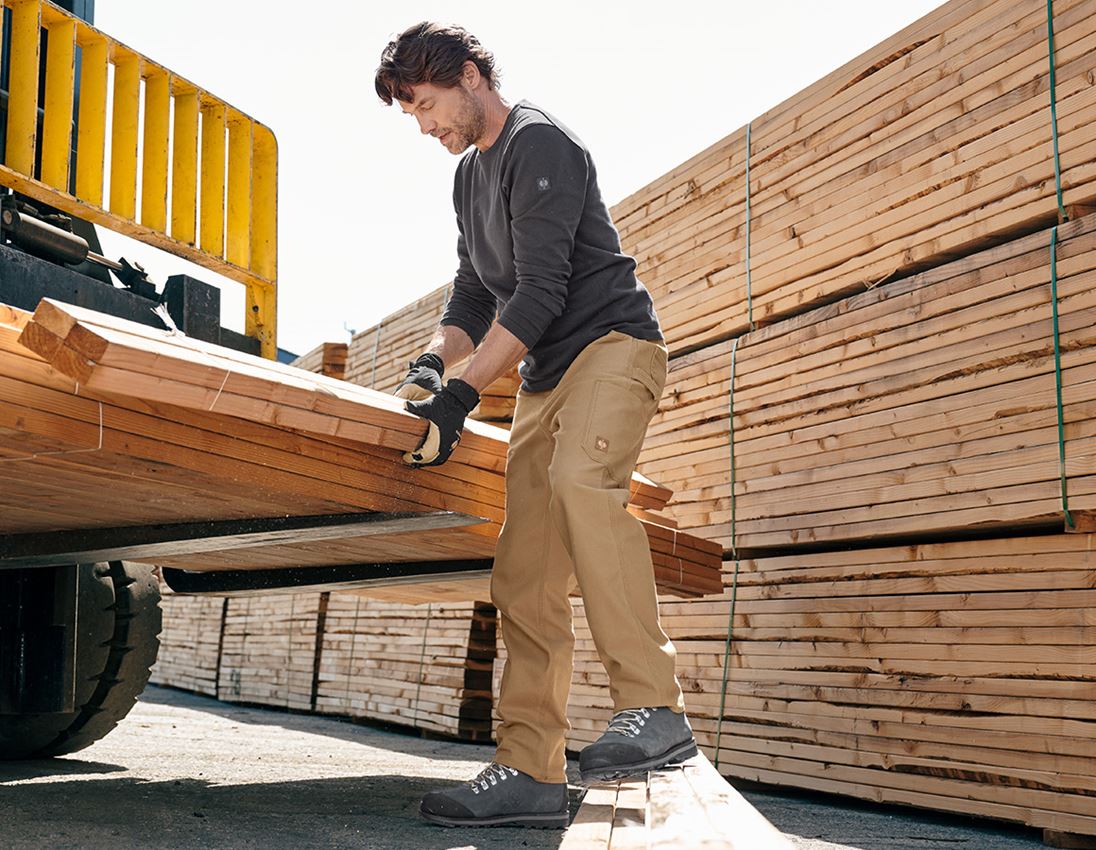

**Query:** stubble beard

left=448, top=90, right=487, bottom=153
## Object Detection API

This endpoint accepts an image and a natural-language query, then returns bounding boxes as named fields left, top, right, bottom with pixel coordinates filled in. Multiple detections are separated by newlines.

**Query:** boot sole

left=579, top=739, right=699, bottom=785
left=419, top=809, right=569, bottom=829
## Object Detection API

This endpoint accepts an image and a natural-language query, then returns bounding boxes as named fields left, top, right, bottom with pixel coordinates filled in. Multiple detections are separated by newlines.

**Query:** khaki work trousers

left=491, top=331, right=686, bottom=783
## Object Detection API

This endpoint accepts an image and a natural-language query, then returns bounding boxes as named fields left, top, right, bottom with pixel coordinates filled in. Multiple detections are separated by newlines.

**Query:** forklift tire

left=0, top=561, right=162, bottom=759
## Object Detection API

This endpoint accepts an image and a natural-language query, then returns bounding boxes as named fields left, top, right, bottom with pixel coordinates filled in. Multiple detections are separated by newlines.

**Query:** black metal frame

left=162, top=559, right=494, bottom=597
left=0, top=511, right=486, bottom=570
left=0, top=564, right=78, bottom=713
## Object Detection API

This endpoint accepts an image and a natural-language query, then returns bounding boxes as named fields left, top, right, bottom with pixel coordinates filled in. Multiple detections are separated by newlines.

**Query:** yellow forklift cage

left=0, top=0, right=278, bottom=358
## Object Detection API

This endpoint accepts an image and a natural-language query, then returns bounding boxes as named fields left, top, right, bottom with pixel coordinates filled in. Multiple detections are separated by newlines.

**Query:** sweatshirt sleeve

left=495, top=124, right=588, bottom=349
left=440, top=165, right=497, bottom=347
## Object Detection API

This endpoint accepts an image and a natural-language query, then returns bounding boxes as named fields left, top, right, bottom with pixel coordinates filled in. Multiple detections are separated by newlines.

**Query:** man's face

left=399, top=80, right=486, bottom=154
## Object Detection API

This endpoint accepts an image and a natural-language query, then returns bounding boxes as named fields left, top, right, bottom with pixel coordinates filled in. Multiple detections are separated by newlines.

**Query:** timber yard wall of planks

left=151, top=0, right=1096, bottom=841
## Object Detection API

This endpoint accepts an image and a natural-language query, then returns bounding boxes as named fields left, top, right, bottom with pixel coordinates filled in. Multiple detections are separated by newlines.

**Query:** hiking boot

left=579, top=706, right=698, bottom=784
left=419, top=762, right=568, bottom=828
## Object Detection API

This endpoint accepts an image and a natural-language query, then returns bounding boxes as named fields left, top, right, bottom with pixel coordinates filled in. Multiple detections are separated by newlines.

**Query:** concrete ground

left=0, top=686, right=1048, bottom=850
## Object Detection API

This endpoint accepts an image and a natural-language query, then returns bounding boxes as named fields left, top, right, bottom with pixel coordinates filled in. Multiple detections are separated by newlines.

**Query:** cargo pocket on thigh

left=581, top=379, right=652, bottom=489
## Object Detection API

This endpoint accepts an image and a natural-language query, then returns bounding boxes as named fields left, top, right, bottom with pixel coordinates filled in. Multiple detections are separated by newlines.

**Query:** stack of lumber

left=315, top=594, right=497, bottom=739
left=149, top=587, right=225, bottom=698
left=561, top=754, right=793, bottom=850
left=216, top=593, right=324, bottom=711
left=8, top=299, right=720, bottom=598
left=566, top=535, right=1096, bottom=837
left=344, top=287, right=450, bottom=389
left=345, top=283, right=519, bottom=423
left=639, top=213, right=1096, bottom=551
left=292, top=342, right=348, bottom=381
left=610, top=0, right=1096, bottom=354
left=1, top=306, right=501, bottom=574
left=584, top=2, right=1096, bottom=839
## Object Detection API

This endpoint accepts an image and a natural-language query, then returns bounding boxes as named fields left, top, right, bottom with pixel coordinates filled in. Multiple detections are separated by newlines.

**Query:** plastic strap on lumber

left=715, top=335, right=743, bottom=770
left=1050, top=226, right=1074, bottom=529
left=369, top=319, right=385, bottom=389
left=412, top=602, right=434, bottom=724
left=1046, top=0, right=1069, bottom=224
left=745, top=122, right=755, bottom=330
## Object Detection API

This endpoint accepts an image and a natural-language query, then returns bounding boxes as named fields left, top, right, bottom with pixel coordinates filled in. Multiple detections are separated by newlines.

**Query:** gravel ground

left=0, top=686, right=1048, bottom=850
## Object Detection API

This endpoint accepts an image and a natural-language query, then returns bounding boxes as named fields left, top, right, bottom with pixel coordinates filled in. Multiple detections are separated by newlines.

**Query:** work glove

left=403, top=378, right=480, bottom=468
left=394, top=352, right=445, bottom=401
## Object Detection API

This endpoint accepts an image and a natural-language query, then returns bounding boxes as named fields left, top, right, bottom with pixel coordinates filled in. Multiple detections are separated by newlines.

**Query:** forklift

left=0, top=0, right=283, bottom=758
left=1, top=0, right=504, bottom=761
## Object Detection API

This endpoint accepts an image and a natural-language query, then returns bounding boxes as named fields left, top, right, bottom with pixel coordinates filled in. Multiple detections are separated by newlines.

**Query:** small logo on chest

left=536, top=176, right=551, bottom=192
left=594, top=436, right=609, bottom=452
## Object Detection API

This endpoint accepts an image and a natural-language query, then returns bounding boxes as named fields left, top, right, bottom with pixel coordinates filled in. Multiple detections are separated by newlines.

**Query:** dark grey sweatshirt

left=440, top=101, right=662, bottom=392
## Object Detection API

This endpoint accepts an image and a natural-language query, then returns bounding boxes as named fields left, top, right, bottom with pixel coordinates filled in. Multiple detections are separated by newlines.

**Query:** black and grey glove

left=402, top=378, right=480, bottom=468
left=394, top=352, right=445, bottom=401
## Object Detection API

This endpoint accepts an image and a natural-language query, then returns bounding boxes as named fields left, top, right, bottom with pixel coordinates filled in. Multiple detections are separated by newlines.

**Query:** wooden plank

left=561, top=755, right=791, bottom=849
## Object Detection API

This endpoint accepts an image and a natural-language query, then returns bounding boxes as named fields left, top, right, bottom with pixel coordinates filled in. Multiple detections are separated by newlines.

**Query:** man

left=375, top=22, right=696, bottom=829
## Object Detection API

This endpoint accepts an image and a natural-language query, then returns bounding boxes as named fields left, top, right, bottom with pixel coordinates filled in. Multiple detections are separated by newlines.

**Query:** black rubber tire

left=0, top=561, right=162, bottom=759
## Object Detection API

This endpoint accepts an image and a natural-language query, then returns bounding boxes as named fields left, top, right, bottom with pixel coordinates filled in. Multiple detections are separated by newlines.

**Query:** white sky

left=92, top=0, right=944, bottom=357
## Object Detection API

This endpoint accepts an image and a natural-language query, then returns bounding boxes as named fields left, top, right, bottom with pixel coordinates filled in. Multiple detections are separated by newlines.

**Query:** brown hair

left=375, top=22, right=498, bottom=106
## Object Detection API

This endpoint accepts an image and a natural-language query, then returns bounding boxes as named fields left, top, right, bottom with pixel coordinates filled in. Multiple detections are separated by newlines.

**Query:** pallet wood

left=563, top=534, right=1096, bottom=837
left=610, top=0, right=1096, bottom=354
left=637, top=213, right=1096, bottom=551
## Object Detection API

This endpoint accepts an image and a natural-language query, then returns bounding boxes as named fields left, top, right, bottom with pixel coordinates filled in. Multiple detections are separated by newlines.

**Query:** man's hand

left=394, top=353, right=445, bottom=401
left=403, top=378, right=481, bottom=467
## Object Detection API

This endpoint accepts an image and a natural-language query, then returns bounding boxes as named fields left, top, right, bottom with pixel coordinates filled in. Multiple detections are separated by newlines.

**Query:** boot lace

left=469, top=762, right=520, bottom=795
left=606, top=707, right=652, bottom=738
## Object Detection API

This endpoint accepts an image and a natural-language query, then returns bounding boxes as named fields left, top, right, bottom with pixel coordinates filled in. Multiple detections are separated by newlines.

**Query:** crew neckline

left=478, top=100, right=526, bottom=159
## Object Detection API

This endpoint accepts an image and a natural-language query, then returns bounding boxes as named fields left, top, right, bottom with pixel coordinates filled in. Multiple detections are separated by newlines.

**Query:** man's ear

left=461, top=60, right=481, bottom=90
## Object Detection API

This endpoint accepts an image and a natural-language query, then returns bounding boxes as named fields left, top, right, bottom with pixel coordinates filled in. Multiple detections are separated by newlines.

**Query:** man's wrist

left=414, top=352, right=445, bottom=376
left=445, top=378, right=480, bottom=413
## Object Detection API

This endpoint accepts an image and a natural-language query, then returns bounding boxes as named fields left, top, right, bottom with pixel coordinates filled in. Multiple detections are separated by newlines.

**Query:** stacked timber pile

left=345, top=283, right=520, bottom=423
left=555, top=1, right=1096, bottom=842
left=11, top=298, right=719, bottom=598
left=611, top=0, right=1096, bottom=355
left=149, top=588, right=225, bottom=698
left=292, top=342, right=348, bottom=381
left=567, top=537, right=1096, bottom=839
left=695, top=537, right=1096, bottom=840
left=216, top=593, right=324, bottom=712
left=315, top=595, right=496, bottom=739
left=641, top=214, right=1096, bottom=548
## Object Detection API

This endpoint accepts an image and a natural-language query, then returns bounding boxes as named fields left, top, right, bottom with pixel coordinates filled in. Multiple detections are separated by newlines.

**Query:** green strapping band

left=1046, top=0, right=1069, bottom=223
left=1050, top=226, right=1074, bottom=528
left=714, top=336, right=742, bottom=770
left=745, top=123, right=754, bottom=330
left=412, top=602, right=434, bottom=724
